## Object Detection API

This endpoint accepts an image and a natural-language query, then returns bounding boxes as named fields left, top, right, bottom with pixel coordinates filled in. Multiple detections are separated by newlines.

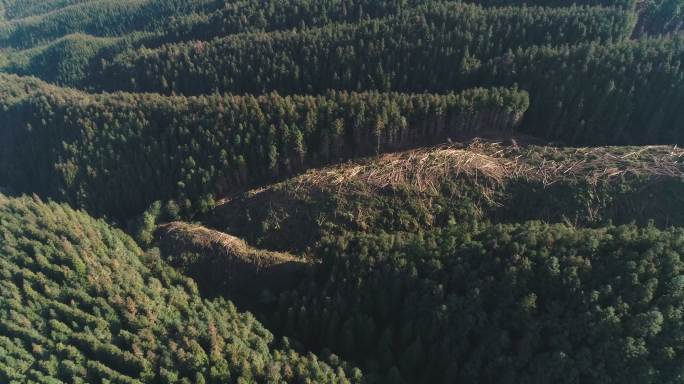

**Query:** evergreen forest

left=1, top=0, right=684, bottom=383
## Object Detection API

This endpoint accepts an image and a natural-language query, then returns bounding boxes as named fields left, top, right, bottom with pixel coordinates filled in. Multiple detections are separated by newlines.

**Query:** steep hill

left=90, top=3, right=634, bottom=95
left=156, top=221, right=309, bottom=299
left=0, top=2, right=634, bottom=88
left=273, top=221, right=684, bottom=383
left=161, top=192, right=684, bottom=383
left=1, top=0, right=683, bottom=383
left=202, top=141, right=684, bottom=254
left=0, top=194, right=359, bottom=383
left=0, top=73, right=528, bottom=220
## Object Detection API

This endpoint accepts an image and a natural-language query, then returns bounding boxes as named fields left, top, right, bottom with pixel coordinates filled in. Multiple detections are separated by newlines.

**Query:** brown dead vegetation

left=156, top=221, right=309, bottom=298
left=204, top=141, right=684, bottom=255
left=290, top=140, right=684, bottom=199
left=157, top=221, right=305, bottom=267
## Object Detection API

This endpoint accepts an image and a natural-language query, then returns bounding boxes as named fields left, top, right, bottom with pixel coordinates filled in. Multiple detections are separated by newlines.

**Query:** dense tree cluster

left=1, top=0, right=684, bottom=383
left=0, top=74, right=528, bottom=220
left=0, top=0, right=459, bottom=50
left=154, top=0, right=454, bottom=45
left=469, top=37, right=684, bottom=144
left=0, top=33, right=131, bottom=85
left=634, top=0, right=684, bottom=36
left=148, top=0, right=644, bottom=48
left=0, top=0, right=459, bottom=86
left=70, top=6, right=683, bottom=146
left=2, top=2, right=634, bottom=90
left=0, top=0, right=647, bottom=52
left=269, top=222, right=684, bottom=383
left=0, top=0, right=221, bottom=49
left=0, top=0, right=450, bottom=85
left=0, top=0, right=93, bottom=20
left=0, top=2, right=677, bottom=147
left=467, top=0, right=635, bottom=7
left=0, top=194, right=359, bottom=383
left=4, top=13, right=681, bottom=146
left=92, top=3, right=633, bottom=95
left=204, top=144, right=684, bottom=254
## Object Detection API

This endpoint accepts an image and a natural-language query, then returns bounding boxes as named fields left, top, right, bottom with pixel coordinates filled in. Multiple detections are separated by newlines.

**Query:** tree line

left=0, top=2, right=632, bottom=89
left=86, top=19, right=683, bottom=146
left=467, top=0, right=635, bottom=7
left=0, top=0, right=222, bottom=49
left=0, top=0, right=457, bottom=85
left=2, top=2, right=678, bottom=148
left=1, top=0, right=93, bottom=20
left=1, top=0, right=676, bottom=54
left=154, top=0, right=455, bottom=46
left=0, top=74, right=528, bottom=220
left=468, top=37, right=684, bottom=144
left=91, top=3, right=633, bottom=95
left=0, top=0, right=460, bottom=50
left=202, top=145, right=684, bottom=255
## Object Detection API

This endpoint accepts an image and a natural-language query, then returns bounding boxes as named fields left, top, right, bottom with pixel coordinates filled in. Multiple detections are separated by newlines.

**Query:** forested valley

left=1, top=0, right=684, bottom=383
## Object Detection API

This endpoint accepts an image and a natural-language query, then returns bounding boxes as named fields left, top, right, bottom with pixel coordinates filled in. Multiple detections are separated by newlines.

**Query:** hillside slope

left=156, top=221, right=309, bottom=299
left=272, top=221, right=684, bottom=383
left=0, top=73, right=528, bottom=220
left=0, top=194, right=359, bottom=383
left=1, top=0, right=683, bottom=383
left=202, top=141, right=684, bottom=254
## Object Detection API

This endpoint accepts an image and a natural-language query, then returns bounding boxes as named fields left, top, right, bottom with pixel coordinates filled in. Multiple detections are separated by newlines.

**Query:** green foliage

left=0, top=33, right=131, bottom=85
left=92, top=3, right=633, bottom=95
left=0, top=0, right=221, bottom=48
left=0, top=0, right=454, bottom=50
left=468, top=0, right=635, bottom=6
left=634, top=0, right=684, bottom=36
left=0, top=74, right=528, bottom=220
left=2, top=3, right=678, bottom=147
left=154, top=0, right=455, bottom=45
left=469, top=37, right=684, bottom=144
left=1, top=1, right=683, bottom=383
left=271, top=222, right=684, bottom=383
left=0, top=0, right=459, bottom=86
left=130, top=201, right=162, bottom=248
left=1, top=0, right=93, bottom=20
left=204, top=144, right=684, bottom=254
left=0, top=194, right=358, bottom=383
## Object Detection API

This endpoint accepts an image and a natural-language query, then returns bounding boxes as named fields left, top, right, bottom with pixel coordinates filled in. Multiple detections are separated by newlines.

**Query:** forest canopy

left=0, top=74, right=528, bottom=219
left=0, top=194, right=359, bottom=383
left=1, top=0, right=683, bottom=383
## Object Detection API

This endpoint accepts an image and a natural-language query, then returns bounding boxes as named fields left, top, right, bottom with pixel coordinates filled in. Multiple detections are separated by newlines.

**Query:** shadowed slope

left=205, top=141, right=684, bottom=253
left=156, top=221, right=309, bottom=298
left=0, top=194, right=359, bottom=383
